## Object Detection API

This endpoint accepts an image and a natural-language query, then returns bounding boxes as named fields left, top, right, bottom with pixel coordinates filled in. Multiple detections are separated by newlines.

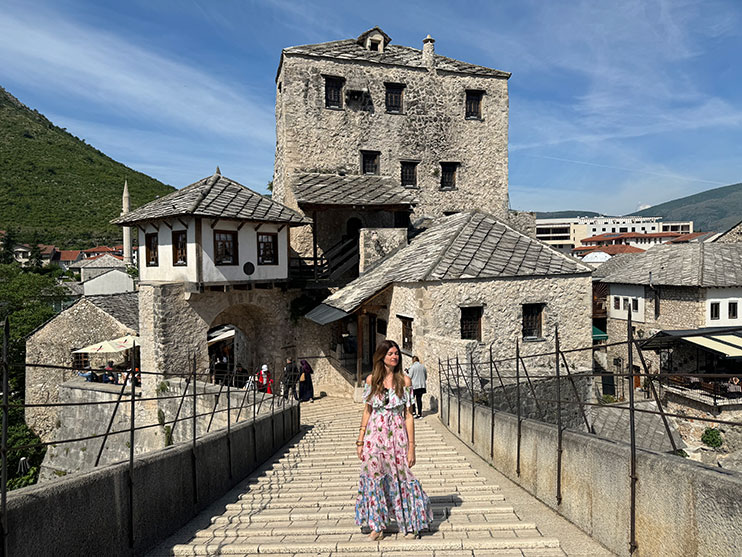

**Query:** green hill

left=628, top=183, right=742, bottom=232
left=0, top=86, right=175, bottom=247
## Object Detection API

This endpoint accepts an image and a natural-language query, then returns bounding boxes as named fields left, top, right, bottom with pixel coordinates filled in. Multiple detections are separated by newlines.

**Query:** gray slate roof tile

left=283, top=39, right=510, bottom=78
left=112, top=173, right=310, bottom=226
left=86, top=292, right=139, bottom=332
left=292, top=173, right=417, bottom=207
left=599, top=243, right=742, bottom=287
left=321, top=211, right=591, bottom=314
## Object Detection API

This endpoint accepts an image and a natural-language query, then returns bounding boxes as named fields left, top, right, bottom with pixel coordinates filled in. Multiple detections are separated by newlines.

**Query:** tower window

left=385, top=83, right=405, bottom=113
left=401, top=161, right=418, bottom=187
left=324, top=76, right=344, bottom=109
left=145, top=233, right=159, bottom=267
left=361, top=151, right=380, bottom=175
left=172, top=230, right=187, bottom=266
left=258, top=233, right=279, bottom=265
left=440, top=162, right=459, bottom=190
left=214, top=230, right=238, bottom=265
left=465, top=90, right=483, bottom=119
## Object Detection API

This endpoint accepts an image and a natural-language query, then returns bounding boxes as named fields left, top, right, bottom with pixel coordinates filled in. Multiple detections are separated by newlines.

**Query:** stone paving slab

left=148, top=397, right=612, bottom=556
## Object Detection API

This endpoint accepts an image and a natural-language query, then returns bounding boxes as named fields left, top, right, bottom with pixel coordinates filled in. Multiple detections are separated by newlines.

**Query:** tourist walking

left=355, top=340, right=432, bottom=540
left=406, top=356, right=427, bottom=418
left=298, top=359, right=314, bottom=402
left=257, top=364, right=271, bottom=393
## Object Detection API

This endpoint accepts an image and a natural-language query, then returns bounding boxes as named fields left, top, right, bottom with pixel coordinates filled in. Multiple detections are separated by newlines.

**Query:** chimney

left=422, top=34, right=435, bottom=68
left=122, top=179, right=132, bottom=266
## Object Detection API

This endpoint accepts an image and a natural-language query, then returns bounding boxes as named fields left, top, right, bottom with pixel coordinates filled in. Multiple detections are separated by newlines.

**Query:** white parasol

left=72, top=335, right=139, bottom=354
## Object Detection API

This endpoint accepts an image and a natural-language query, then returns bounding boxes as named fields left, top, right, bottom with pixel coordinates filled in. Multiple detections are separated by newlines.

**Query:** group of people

left=241, top=358, right=315, bottom=402
left=77, top=361, right=140, bottom=386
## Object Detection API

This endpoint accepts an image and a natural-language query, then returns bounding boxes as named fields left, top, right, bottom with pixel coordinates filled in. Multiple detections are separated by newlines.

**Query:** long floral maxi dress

left=355, top=384, right=433, bottom=533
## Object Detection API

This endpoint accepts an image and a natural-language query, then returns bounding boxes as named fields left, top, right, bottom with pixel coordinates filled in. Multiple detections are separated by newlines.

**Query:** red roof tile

left=59, top=250, right=82, bottom=261
left=83, top=246, right=115, bottom=253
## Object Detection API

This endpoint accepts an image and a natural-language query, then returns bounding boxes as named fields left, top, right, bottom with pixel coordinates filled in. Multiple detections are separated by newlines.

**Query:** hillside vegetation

left=0, top=86, right=174, bottom=247
left=629, top=183, right=742, bottom=232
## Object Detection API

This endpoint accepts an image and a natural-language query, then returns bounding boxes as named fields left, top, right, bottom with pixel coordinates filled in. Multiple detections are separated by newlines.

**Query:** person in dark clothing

left=298, top=359, right=315, bottom=402
left=283, top=358, right=299, bottom=400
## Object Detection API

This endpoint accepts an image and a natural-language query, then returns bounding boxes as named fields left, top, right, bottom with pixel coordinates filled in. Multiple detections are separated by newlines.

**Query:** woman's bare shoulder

left=403, top=375, right=412, bottom=387
left=365, top=374, right=373, bottom=385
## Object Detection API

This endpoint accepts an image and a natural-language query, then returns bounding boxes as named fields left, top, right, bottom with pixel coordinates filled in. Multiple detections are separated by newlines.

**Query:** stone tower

left=121, top=179, right=132, bottom=266
left=273, top=27, right=511, bottom=238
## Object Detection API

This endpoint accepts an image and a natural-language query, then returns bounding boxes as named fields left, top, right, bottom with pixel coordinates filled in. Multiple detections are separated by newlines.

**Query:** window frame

left=257, top=232, right=279, bottom=266
left=361, top=150, right=381, bottom=175
left=522, top=303, right=545, bottom=340
left=632, top=298, right=639, bottom=312
left=613, top=296, right=621, bottom=310
left=460, top=306, right=483, bottom=341
left=172, top=229, right=188, bottom=266
left=465, top=90, right=484, bottom=120
left=213, top=230, right=239, bottom=266
left=145, top=232, right=159, bottom=267
left=399, top=315, right=413, bottom=352
left=72, top=351, right=89, bottom=370
left=440, top=162, right=459, bottom=190
left=730, top=301, right=738, bottom=320
left=324, top=75, right=344, bottom=109
left=710, top=301, right=720, bottom=321
left=385, top=83, right=405, bottom=114
left=400, top=161, right=418, bottom=188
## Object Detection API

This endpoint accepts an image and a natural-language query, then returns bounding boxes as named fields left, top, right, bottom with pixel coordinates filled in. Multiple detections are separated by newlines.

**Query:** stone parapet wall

left=359, top=227, right=408, bottom=273
left=442, top=396, right=742, bottom=557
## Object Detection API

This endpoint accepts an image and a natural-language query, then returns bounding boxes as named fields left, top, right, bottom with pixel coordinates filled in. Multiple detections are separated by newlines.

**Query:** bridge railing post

left=128, top=346, right=139, bottom=548
left=627, top=309, right=638, bottom=555
left=555, top=325, right=563, bottom=506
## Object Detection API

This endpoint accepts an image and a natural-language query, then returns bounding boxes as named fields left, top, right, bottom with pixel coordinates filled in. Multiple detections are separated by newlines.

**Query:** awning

left=305, top=303, right=350, bottom=325
left=73, top=335, right=139, bottom=354
left=640, top=326, right=742, bottom=358
left=592, top=326, right=608, bottom=341
left=208, top=329, right=235, bottom=346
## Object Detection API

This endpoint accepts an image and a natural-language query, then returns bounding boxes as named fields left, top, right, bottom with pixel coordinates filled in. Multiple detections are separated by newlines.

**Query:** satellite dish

left=243, top=262, right=255, bottom=276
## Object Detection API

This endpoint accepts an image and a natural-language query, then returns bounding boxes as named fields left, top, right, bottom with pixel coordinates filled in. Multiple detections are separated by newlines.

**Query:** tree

left=28, top=243, right=42, bottom=269
left=0, top=229, right=17, bottom=264
left=0, top=263, right=66, bottom=488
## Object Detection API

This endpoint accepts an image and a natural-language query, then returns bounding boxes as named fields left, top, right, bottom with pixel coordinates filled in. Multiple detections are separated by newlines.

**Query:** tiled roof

left=86, top=292, right=139, bottom=332
left=313, top=211, right=591, bottom=315
left=292, top=173, right=417, bottom=207
left=59, top=250, right=82, bottom=261
left=574, top=245, right=645, bottom=255
left=598, top=243, right=742, bottom=287
left=76, top=254, right=126, bottom=269
left=84, top=246, right=115, bottom=253
left=581, top=232, right=680, bottom=245
left=112, top=172, right=310, bottom=226
left=667, top=232, right=717, bottom=243
left=282, top=33, right=510, bottom=79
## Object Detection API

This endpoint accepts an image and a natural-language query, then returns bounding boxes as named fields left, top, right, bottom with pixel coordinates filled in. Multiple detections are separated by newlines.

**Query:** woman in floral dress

left=355, top=340, right=433, bottom=541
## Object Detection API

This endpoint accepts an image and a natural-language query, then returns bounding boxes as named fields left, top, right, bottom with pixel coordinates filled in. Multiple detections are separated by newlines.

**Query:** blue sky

left=2, top=0, right=741, bottom=215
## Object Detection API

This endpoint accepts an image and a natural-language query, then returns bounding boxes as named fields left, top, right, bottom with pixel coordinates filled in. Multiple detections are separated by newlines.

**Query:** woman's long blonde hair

left=367, top=339, right=405, bottom=401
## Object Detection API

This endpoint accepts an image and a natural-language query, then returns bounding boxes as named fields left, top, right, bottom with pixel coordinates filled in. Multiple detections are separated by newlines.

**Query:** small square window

left=172, top=230, right=187, bottom=266
left=401, top=161, right=418, bottom=187
left=370, top=39, right=380, bottom=51
left=460, top=306, right=483, bottom=341
left=72, top=351, right=89, bottom=370
left=258, top=233, right=279, bottom=265
left=730, top=301, right=738, bottom=320
left=214, top=230, right=238, bottom=266
left=399, top=316, right=413, bottom=351
left=465, top=90, right=483, bottom=119
left=145, top=233, right=158, bottom=267
left=522, top=303, right=544, bottom=339
left=362, top=151, right=380, bottom=175
left=324, top=76, right=344, bottom=109
left=440, top=162, right=459, bottom=190
left=385, top=83, right=404, bottom=113
left=710, top=302, right=720, bottom=320
left=632, top=298, right=639, bottom=312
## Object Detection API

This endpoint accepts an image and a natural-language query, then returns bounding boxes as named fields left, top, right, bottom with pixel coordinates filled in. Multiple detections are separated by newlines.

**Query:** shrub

left=701, top=427, right=723, bottom=448
left=600, top=394, right=617, bottom=404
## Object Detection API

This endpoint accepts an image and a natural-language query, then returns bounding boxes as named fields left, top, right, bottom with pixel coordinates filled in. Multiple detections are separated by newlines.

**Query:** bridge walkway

left=148, top=396, right=613, bottom=556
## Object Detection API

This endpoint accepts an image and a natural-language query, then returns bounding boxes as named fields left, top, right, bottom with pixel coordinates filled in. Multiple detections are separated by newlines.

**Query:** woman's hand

left=357, top=443, right=364, bottom=461
left=407, top=446, right=416, bottom=467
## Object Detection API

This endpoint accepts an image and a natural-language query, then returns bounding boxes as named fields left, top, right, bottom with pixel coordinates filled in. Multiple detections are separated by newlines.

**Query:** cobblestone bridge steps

left=151, top=397, right=566, bottom=556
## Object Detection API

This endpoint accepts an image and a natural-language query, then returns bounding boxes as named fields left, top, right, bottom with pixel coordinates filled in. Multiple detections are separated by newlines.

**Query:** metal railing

left=438, top=313, right=742, bottom=556
left=0, top=317, right=319, bottom=554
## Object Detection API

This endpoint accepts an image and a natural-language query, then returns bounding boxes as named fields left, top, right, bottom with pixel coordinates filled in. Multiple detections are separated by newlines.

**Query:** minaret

left=122, top=179, right=132, bottom=266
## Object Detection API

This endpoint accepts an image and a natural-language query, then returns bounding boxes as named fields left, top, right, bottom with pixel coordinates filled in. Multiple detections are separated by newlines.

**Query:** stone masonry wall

left=274, top=51, right=509, bottom=222
left=715, top=221, right=742, bottom=243
left=359, top=227, right=408, bottom=273
left=25, top=300, right=136, bottom=441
